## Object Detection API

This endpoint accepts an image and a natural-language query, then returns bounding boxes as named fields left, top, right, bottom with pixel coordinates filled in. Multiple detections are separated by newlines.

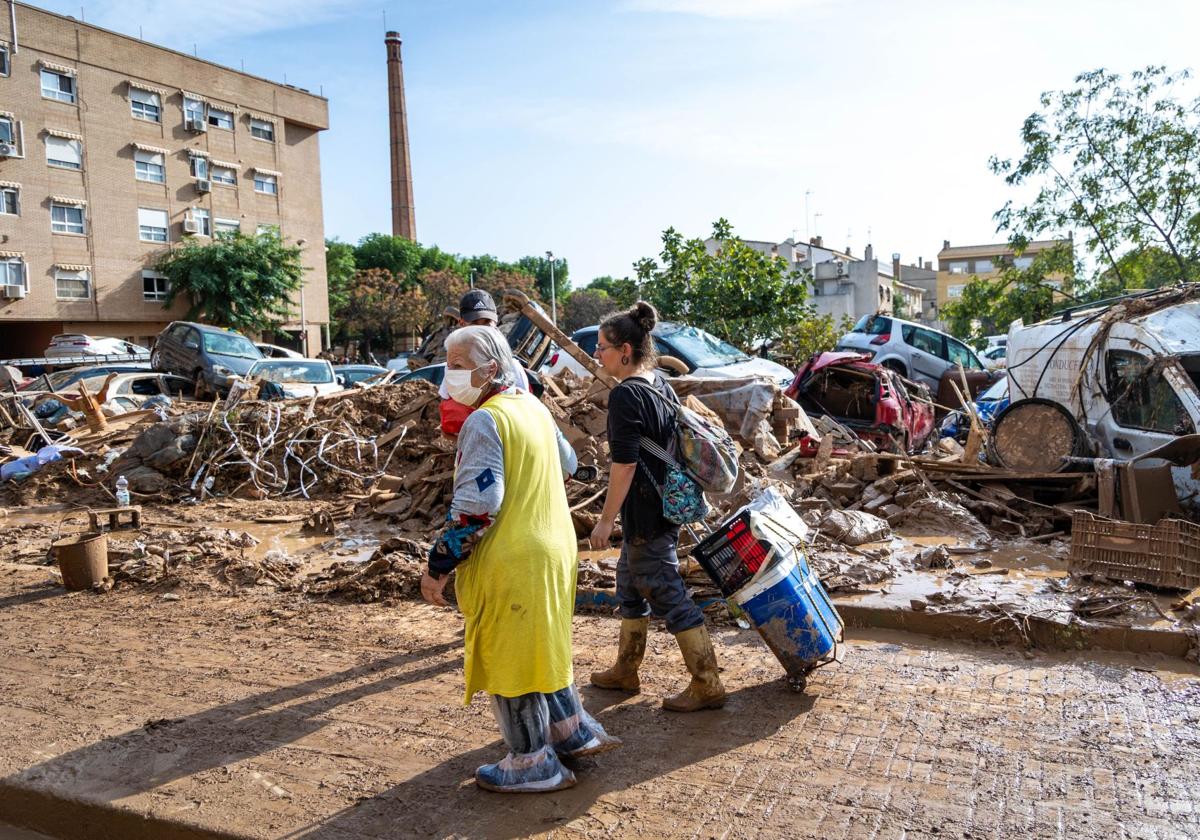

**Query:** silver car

left=836, top=314, right=990, bottom=391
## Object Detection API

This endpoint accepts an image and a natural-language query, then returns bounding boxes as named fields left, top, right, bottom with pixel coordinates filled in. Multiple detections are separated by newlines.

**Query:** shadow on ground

left=4, top=639, right=462, bottom=800
left=286, top=678, right=816, bottom=840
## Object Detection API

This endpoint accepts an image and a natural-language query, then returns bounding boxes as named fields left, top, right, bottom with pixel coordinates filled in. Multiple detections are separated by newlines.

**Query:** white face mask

left=445, top=364, right=490, bottom=406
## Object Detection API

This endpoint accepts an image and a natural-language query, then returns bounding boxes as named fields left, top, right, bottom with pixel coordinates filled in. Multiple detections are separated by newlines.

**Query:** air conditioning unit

left=195, top=178, right=211, bottom=193
left=2, top=284, right=26, bottom=299
left=182, top=217, right=200, bottom=234
left=0, top=142, right=16, bottom=157
left=185, top=117, right=207, bottom=133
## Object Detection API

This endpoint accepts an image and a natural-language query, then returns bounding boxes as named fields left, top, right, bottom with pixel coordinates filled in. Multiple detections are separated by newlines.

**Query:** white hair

left=444, top=325, right=517, bottom=389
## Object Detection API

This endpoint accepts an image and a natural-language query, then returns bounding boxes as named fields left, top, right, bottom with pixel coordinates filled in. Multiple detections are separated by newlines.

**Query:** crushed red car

left=785, top=351, right=935, bottom=455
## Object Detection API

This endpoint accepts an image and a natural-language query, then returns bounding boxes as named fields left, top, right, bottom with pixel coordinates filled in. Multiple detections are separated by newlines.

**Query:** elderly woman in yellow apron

left=420, top=325, right=619, bottom=793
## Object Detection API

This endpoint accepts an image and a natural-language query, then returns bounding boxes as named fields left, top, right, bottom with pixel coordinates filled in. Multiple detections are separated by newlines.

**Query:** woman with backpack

left=588, top=301, right=727, bottom=712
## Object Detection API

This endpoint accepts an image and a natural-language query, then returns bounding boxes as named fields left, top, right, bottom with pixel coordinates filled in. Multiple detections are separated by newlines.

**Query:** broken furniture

left=88, top=506, right=143, bottom=533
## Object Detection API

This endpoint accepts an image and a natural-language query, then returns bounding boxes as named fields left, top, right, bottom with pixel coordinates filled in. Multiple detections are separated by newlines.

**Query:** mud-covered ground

left=0, top=563, right=1198, bottom=840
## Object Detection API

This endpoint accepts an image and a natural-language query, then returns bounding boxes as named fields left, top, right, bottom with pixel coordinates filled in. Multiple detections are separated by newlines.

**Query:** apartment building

left=935, top=237, right=1072, bottom=311
left=710, top=235, right=929, bottom=324
left=0, top=2, right=329, bottom=357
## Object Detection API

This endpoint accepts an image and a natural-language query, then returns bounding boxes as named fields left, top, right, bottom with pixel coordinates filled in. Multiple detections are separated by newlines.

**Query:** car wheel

left=150, top=349, right=162, bottom=370
left=881, top=360, right=908, bottom=378
left=194, top=370, right=211, bottom=401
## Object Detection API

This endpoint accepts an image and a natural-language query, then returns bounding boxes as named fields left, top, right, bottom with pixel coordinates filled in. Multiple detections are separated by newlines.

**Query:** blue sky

left=32, top=0, right=1200, bottom=285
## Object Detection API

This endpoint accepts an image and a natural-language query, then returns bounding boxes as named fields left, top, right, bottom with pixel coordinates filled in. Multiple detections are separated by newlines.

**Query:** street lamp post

left=546, top=250, right=557, bottom=325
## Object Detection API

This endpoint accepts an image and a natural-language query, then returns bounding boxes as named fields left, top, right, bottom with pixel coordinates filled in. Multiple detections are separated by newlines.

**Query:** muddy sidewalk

left=0, top=567, right=1197, bottom=840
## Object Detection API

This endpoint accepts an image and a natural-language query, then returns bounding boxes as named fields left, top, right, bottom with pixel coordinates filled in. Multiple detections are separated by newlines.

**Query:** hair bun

left=631, top=300, right=658, bottom=333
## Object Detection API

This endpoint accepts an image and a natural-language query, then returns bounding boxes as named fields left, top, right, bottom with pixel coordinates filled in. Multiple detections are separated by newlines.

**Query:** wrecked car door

left=1094, top=343, right=1200, bottom=508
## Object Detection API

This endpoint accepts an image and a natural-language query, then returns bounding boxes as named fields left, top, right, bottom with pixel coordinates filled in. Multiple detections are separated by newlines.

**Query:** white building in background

left=705, top=235, right=932, bottom=325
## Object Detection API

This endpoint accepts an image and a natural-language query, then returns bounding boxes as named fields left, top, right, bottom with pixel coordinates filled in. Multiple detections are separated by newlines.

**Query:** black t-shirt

left=607, top=372, right=680, bottom=543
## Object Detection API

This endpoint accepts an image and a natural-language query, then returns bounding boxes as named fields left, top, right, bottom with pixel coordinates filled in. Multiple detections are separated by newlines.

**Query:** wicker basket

left=1069, top=511, right=1200, bottom=590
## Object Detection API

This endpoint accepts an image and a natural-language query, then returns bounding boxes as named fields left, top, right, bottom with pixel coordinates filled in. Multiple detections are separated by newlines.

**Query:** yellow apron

left=454, top=392, right=578, bottom=703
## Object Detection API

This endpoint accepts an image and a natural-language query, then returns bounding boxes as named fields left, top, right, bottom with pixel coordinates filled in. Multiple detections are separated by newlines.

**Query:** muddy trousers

left=616, top=531, right=705, bottom=635
left=480, top=686, right=611, bottom=791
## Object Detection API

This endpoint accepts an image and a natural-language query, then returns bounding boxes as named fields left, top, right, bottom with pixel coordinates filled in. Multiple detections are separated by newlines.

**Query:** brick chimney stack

left=386, top=31, right=416, bottom=241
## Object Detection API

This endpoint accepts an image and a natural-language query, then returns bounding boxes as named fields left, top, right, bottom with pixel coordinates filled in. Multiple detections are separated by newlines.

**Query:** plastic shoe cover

left=546, top=686, right=621, bottom=758
left=475, top=745, right=577, bottom=793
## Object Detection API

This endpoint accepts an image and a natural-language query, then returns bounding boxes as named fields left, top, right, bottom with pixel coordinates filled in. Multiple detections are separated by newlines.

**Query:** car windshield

left=249, top=361, right=333, bottom=384
left=659, top=326, right=750, bottom=367
left=203, top=332, right=259, bottom=358
left=852, top=315, right=893, bottom=335
left=977, top=377, right=1009, bottom=402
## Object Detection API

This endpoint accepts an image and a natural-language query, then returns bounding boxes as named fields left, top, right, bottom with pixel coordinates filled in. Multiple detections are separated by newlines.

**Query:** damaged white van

left=1005, top=285, right=1200, bottom=506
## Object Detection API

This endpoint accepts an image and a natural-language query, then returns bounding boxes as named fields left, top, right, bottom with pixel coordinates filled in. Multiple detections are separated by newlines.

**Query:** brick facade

left=0, top=2, right=329, bottom=356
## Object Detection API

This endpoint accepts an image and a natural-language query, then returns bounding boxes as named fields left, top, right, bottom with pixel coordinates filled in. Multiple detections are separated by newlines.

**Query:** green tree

left=991, top=65, right=1200, bottom=293
left=634, top=219, right=810, bottom=353
left=562, top=288, right=619, bottom=333
left=941, top=242, right=1077, bottom=343
left=325, top=238, right=356, bottom=324
left=156, top=232, right=304, bottom=333
left=515, top=255, right=570, bottom=303
left=337, top=268, right=428, bottom=357
left=353, top=234, right=464, bottom=289
left=774, top=313, right=855, bottom=366
left=586, top=275, right=638, bottom=308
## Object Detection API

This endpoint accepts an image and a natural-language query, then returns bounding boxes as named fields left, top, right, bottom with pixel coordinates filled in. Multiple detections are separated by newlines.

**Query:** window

left=0, top=45, right=8, bottom=77
left=207, top=107, right=233, bottom=130
left=191, top=208, right=211, bottom=236
left=46, top=135, right=82, bottom=169
left=211, top=165, right=236, bottom=185
left=256, top=223, right=280, bottom=238
left=142, top=270, right=170, bottom=302
left=1013, top=255, right=1034, bottom=269
left=184, top=96, right=205, bottom=125
left=1, top=257, right=24, bottom=289
left=852, top=314, right=892, bottom=335
left=903, top=324, right=946, bottom=358
left=138, top=207, right=169, bottom=242
left=41, top=68, right=76, bottom=103
left=55, top=268, right=91, bottom=300
left=215, top=218, right=240, bottom=237
left=948, top=261, right=968, bottom=274
left=189, top=155, right=208, bottom=179
left=947, top=284, right=966, bottom=299
left=51, top=202, right=85, bottom=235
left=0, top=116, right=12, bottom=144
left=253, top=172, right=278, bottom=195
left=946, top=338, right=983, bottom=370
left=0, top=187, right=17, bottom=216
left=130, top=88, right=161, bottom=122
left=1106, top=350, right=1195, bottom=435
left=134, top=149, right=165, bottom=183
left=973, top=258, right=995, bottom=273
left=249, top=118, right=275, bottom=141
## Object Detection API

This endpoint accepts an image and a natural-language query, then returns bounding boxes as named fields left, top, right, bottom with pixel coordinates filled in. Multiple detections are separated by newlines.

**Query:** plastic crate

left=1069, top=511, right=1200, bottom=591
left=692, top=512, right=775, bottom=596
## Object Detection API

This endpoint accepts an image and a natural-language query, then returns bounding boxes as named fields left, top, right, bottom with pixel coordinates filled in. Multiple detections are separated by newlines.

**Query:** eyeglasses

left=595, top=343, right=613, bottom=354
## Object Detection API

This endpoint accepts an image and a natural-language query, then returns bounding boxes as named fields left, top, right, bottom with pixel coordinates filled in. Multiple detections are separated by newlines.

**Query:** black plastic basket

left=692, top=512, right=773, bottom=596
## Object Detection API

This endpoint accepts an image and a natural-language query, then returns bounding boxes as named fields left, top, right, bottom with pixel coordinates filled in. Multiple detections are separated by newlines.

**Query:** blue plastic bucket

left=731, top=550, right=842, bottom=685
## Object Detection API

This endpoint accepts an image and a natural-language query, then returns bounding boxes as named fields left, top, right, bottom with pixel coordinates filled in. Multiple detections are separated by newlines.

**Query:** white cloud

left=621, top=0, right=840, bottom=19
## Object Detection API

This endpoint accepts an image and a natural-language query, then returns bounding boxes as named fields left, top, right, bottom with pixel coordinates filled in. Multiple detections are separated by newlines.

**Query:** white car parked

left=254, top=342, right=306, bottom=360
left=44, top=334, right=151, bottom=359
left=836, top=314, right=991, bottom=392
left=245, top=359, right=341, bottom=399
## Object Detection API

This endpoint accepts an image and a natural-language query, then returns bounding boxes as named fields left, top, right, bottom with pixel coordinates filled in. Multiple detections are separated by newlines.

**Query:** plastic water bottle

left=115, top=475, right=131, bottom=507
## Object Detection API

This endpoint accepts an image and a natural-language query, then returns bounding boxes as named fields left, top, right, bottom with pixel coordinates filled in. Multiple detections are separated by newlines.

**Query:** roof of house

left=937, top=238, right=1068, bottom=260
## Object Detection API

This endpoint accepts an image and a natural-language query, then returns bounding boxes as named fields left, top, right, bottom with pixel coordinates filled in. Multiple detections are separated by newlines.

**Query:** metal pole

left=546, top=250, right=556, bottom=325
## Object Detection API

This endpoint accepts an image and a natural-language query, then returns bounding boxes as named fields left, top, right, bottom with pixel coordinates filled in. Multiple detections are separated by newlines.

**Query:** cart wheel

left=786, top=673, right=807, bottom=693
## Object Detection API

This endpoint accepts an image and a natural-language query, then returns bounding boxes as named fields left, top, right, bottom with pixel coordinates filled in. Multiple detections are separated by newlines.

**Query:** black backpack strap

left=620, top=376, right=680, bottom=468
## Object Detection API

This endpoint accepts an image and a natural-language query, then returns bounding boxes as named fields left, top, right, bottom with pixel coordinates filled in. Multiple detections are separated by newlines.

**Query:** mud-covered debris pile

left=303, top=537, right=431, bottom=603
left=102, top=381, right=444, bottom=501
